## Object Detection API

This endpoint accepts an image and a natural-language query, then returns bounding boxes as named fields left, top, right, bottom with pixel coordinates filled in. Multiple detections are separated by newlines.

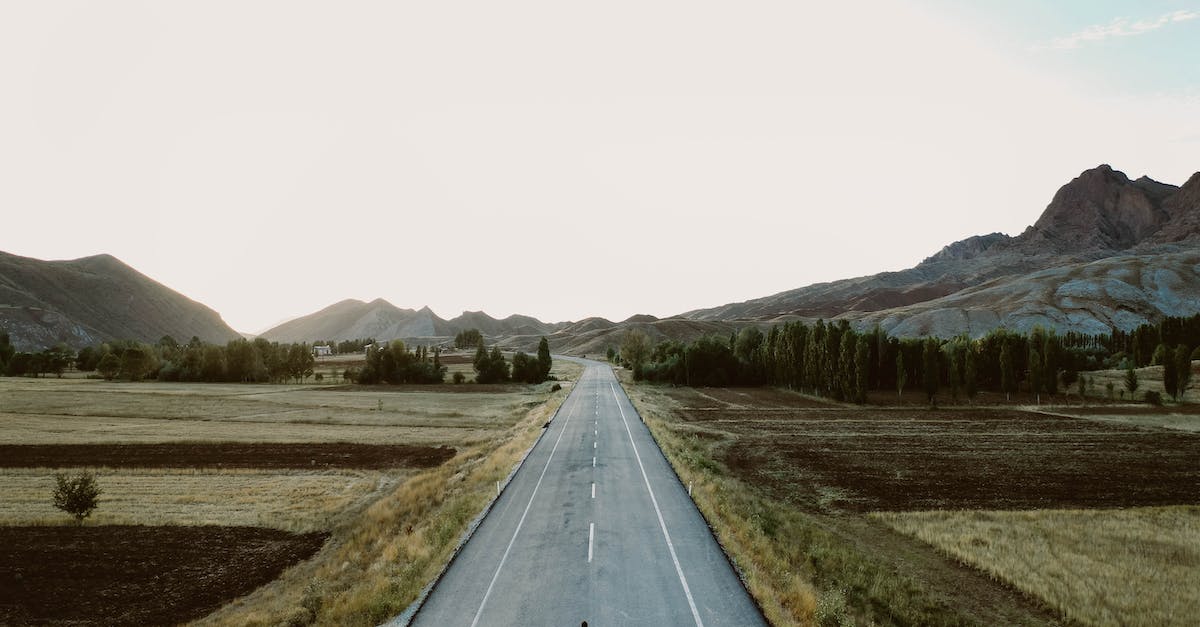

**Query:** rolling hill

left=258, top=299, right=568, bottom=345
left=0, top=251, right=239, bottom=351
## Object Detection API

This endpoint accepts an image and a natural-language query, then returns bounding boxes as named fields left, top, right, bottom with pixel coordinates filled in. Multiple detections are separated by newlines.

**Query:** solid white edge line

left=468, top=381, right=582, bottom=627
left=611, top=381, right=705, bottom=627
left=588, top=522, right=595, bottom=563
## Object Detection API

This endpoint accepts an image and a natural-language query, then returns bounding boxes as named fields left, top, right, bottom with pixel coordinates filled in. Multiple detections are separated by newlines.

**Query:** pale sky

left=2, top=1, right=1198, bottom=333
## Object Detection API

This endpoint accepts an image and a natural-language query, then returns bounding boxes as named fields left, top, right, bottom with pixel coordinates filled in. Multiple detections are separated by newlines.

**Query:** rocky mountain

left=683, top=165, right=1200, bottom=337
left=259, top=299, right=568, bottom=344
left=846, top=250, right=1200, bottom=338
left=0, top=251, right=240, bottom=351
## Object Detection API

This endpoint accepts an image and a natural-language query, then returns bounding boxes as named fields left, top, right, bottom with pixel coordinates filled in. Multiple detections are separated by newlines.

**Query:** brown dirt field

left=669, top=386, right=837, bottom=409
left=664, top=391, right=1200, bottom=512
left=0, top=525, right=326, bottom=626
left=0, top=443, right=455, bottom=470
left=631, top=382, right=1062, bottom=625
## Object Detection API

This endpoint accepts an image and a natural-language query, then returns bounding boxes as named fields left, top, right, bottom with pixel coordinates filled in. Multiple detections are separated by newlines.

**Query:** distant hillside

left=259, top=299, right=568, bottom=344
left=845, top=250, right=1200, bottom=337
left=0, top=251, right=239, bottom=351
left=684, top=165, right=1200, bottom=337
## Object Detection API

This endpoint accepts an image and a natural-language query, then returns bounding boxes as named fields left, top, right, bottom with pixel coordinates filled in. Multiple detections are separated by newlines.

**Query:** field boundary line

left=383, top=380, right=576, bottom=627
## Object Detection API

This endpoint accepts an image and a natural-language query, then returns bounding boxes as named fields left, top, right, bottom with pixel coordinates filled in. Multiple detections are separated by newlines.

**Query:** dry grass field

left=0, top=359, right=581, bottom=626
left=0, top=378, right=544, bottom=445
left=623, top=374, right=1200, bottom=626
left=0, top=468, right=399, bottom=532
left=875, top=506, right=1200, bottom=626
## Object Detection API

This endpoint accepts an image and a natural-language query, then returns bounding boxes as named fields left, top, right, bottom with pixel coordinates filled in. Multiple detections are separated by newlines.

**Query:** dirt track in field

left=0, top=443, right=456, bottom=469
left=0, top=525, right=326, bottom=626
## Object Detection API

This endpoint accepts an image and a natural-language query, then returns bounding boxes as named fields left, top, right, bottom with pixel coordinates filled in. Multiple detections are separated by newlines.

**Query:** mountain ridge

left=682, top=165, right=1200, bottom=336
left=0, top=250, right=240, bottom=351
left=258, top=299, right=569, bottom=344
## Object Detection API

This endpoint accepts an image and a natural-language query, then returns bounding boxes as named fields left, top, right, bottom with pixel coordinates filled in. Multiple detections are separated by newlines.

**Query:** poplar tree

left=1124, top=365, right=1139, bottom=399
left=536, top=337, right=552, bottom=381
left=1162, top=343, right=1178, bottom=400
left=922, top=338, right=939, bottom=404
left=964, top=342, right=978, bottom=403
left=1029, top=348, right=1043, bottom=404
left=1174, top=344, right=1191, bottom=402
left=854, top=337, right=870, bottom=404
left=947, top=343, right=962, bottom=402
left=999, top=341, right=1014, bottom=401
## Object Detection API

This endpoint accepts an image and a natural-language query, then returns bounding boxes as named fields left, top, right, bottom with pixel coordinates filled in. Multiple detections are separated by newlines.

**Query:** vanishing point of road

left=407, top=358, right=765, bottom=626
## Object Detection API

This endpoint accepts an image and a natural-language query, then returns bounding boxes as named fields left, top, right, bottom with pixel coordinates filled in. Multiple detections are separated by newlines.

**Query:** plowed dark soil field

left=0, top=526, right=326, bottom=626
left=0, top=443, right=455, bottom=469
left=666, top=389, right=1200, bottom=511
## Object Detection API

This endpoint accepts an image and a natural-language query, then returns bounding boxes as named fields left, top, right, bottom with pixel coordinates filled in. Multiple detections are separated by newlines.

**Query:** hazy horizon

left=4, top=2, right=1198, bottom=333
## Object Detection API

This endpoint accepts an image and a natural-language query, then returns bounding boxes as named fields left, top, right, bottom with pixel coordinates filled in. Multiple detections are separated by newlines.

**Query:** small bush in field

left=52, top=471, right=101, bottom=523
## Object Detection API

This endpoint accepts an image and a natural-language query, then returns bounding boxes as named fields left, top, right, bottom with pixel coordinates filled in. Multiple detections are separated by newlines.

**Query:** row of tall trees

left=1, top=336, right=73, bottom=378
left=455, top=329, right=484, bottom=349
left=623, top=315, right=1199, bottom=404
left=8, top=336, right=320, bottom=383
left=2, top=329, right=561, bottom=389
left=473, top=338, right=553, bottom=384
left=355, top=340, right=445, bottom=384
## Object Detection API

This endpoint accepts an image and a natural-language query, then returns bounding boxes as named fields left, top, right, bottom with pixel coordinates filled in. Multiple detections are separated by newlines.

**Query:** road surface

left=408, top=358, right=765, bottom=627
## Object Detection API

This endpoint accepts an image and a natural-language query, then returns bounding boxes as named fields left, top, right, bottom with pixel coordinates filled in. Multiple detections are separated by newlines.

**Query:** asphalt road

left=408, top=358, right=765, bottom=627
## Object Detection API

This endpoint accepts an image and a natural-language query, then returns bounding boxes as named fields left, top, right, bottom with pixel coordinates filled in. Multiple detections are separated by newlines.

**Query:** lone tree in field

left=620, top=330, right=651, bottom=371
left=1124, top=364, right=1139, bottom=400
left=1175, top=344, right=1192, bottom=402
left=52, top=471, right=101, bottom=523
left=97, top=353, right=121, bottom=380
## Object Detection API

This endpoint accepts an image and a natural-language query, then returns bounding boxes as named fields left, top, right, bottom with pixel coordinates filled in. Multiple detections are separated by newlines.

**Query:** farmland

left=0, top=359, right=580, bottom=625
left=625, top=378, right=1200, bottom=626
left=876, top=506, right=1200, bottom=625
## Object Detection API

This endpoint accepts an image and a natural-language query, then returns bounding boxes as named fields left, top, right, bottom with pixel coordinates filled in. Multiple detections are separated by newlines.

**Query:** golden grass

left=0, top=373, right=572, bottom=446
left=874, top=507, right=1200, bottom=626
left=0, top=468, right=399, bottom=533
left=621, top=380, right=821, bottom=626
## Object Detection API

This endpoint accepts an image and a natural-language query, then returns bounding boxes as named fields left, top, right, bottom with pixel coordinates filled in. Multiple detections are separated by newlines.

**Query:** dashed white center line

left=588, top=522, right=595, bottom=563
left=592, top=456, right=596, bottom=468
left=591, top=482, right=596, bottom=498
left=593, top=441, right=597, bottom=449
left=467, top=389, right=581, bottom=627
